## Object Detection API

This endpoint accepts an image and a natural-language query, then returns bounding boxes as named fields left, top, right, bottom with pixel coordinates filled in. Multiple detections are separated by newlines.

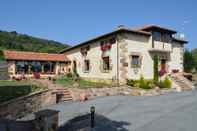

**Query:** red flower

left=159, top=69, right=167, bottom=77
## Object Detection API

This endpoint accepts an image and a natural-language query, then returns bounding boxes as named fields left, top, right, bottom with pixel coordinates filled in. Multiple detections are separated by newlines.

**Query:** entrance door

left=160, top=59, right=166, bottom=71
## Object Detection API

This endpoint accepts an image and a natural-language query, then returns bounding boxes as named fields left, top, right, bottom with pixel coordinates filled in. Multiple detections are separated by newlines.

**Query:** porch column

left=12, top=61, right=16, bottom=75
left=55, top=62, right=59, bottom=75
left=41, top=64, right=44, bottom=73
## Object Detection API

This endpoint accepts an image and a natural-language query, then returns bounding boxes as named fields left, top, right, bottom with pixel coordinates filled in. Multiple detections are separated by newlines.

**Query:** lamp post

left=90, top=106, right=95, bottom=128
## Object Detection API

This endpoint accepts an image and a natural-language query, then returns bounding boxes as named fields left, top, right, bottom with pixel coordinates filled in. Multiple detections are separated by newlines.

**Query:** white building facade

left=61, top=25, right=187, bottom=84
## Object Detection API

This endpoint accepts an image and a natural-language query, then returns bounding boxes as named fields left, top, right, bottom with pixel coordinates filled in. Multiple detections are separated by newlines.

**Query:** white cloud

left=183, top=20, right=190, bottom=24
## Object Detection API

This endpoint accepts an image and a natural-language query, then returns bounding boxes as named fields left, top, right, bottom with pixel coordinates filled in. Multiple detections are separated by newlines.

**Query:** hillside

left=0, top=30, right=69, bottom=53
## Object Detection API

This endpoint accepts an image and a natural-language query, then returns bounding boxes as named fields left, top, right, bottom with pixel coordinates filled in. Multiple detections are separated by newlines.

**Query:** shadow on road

left=58, top=113, right=130, bottom=131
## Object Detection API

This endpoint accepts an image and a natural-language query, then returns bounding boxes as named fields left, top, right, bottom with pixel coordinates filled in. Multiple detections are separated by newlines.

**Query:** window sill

left=131, top=65, right=141, bottom=68
left=83, top=70, right=90, bottom=73
left=101, top=70, right=111, bottom=73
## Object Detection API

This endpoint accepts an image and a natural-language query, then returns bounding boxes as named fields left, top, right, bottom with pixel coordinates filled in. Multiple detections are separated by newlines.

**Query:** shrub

left=66, top=73, right=73, bottom=78
left=158, top=77, right=172, bottom=89
left=162, top=77, right=172, bottom=88
left=139, top=76, right=154, bottom=89
left=127, top=79, right=139, bottom=87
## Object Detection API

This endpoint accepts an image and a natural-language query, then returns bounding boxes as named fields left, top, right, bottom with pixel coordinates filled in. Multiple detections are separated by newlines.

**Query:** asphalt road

left=45, top=90, right=197, bottom=131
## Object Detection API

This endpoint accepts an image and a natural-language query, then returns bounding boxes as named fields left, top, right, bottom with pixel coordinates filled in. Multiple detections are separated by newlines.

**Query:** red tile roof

left=4, top=50, right=69, bottom=62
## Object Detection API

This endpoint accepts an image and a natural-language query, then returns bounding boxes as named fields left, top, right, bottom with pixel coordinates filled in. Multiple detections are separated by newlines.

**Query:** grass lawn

left=0, top=80, right=46, bottom=103
left=0, top=80, right=30, bottom=86
left=56, top=76, right=110, bottom=88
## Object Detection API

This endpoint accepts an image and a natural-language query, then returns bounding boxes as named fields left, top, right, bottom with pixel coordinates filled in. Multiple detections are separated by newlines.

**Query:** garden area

left=55, top=73, right=112, bottom=89
left=127, top=75, right=172, bottom=90
left=0, top=80, right=46, bottom=103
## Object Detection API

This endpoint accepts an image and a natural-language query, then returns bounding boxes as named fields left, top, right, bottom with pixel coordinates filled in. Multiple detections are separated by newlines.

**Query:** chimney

left=116, top=25, right=125, bottom=30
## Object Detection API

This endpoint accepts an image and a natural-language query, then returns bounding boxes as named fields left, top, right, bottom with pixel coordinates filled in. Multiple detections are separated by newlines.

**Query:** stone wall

left=0, top=109, right=59, bottom=131
left=0, top=61, right=9, bottom=80
left=0, top=89, right=56, bottom=120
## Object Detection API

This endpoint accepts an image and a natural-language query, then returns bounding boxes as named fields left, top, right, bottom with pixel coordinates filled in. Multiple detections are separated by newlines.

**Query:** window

left=153, top=31, right=161, bottom=41
left=102, top=57, right=110, bottom=71
left=162, top=34, right=172, bottom=43
left=84, top=60, right=90, bottom=72
left=153, top=31, right=172, bottom=43
left=131, top=55, right=141, bottom=68
left=109, top=37, right=116, bottom=44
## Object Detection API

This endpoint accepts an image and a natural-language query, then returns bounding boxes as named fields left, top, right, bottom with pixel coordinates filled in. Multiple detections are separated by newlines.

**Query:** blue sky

left=0, top=0, right=196, bottom=49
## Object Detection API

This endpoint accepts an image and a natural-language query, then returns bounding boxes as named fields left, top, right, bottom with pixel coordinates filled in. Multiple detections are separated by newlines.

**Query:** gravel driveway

left=44, top=90, right=197, bottom=131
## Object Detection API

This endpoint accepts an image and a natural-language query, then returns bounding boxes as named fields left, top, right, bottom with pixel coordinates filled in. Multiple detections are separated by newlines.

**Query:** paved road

left=45, top=90, right=197, bottom=131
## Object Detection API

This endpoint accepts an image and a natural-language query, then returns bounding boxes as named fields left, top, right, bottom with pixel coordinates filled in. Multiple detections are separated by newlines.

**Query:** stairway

left=54, top=88, right=73, bottom=102
left=171, top=74, right=195, bottom=91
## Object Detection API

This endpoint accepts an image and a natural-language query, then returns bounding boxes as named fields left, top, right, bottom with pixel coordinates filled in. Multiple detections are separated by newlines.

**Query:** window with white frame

left=83, top=60, right=90, bottom=72
left=131, top=55, right=141, bottom=68
left=103, top=57, right=110, bottom=71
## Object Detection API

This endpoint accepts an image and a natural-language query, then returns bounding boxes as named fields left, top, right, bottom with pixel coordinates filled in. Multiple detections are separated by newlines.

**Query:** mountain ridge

left=0, top=30, right=70, bottom=53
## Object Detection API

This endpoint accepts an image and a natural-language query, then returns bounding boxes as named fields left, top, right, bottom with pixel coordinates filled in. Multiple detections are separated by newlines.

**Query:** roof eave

left=172, top=38, right=188, bottom=44
left=60, top=28, right=151, bottom=53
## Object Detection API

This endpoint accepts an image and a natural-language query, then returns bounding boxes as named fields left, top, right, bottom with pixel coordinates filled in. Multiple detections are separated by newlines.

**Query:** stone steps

left=171, top=74, right=194, bottom=91
left=54, top=88, right=73, bottom=102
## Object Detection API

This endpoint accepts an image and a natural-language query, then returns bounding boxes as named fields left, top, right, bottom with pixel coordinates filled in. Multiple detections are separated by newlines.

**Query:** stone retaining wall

left=0, top=89, right=56, bottom=120
left=0, top=61, right=9, bottom=80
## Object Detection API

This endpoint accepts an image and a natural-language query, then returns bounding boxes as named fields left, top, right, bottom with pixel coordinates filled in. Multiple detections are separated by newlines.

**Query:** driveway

left=44, top=90, right=197, bottom=131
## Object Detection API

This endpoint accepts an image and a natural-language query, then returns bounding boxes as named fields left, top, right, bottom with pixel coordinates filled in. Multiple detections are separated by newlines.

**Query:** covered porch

left=4, top=50, right=71, bottom=78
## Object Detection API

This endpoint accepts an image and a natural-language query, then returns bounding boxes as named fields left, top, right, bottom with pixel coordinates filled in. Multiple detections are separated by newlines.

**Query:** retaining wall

left=0, top=89, right=56, bottom=120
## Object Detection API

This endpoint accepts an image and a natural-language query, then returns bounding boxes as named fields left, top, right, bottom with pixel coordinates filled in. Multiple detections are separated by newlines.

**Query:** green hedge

left=0, top=84, right=41, bottom=103
left=0, top=49, right=5, bottom=61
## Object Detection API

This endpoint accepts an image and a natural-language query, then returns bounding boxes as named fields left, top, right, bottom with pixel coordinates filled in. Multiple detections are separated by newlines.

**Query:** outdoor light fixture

left=90, top=106, right=95, bottom=128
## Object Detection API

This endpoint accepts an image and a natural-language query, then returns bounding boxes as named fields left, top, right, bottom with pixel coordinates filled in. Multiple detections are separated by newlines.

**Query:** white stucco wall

left=64, top=39, right=118, bottom=81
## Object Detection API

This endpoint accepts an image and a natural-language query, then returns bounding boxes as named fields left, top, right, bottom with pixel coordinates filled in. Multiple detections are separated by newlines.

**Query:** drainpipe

left=117, top=35, right=119, bottom=87
left=151, top=31, right=154, bottom=48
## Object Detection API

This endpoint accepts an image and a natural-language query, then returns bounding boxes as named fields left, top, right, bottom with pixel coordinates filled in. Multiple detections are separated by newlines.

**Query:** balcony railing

left=150, top=41, right=172, bottom=53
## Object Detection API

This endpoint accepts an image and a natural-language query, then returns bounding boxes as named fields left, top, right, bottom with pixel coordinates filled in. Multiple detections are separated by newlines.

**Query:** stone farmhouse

left=4, top=25, right=187, bottom=84
left=60, top=25, right=187, bottom=84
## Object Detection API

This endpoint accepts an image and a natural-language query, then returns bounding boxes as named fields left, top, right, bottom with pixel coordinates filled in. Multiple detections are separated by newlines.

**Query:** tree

left=0, top=30, right=69, bottom=53
left=191, top=48, right=197, bottom=70
left=184, top=49, right=195, bottom=72
left=153, top=55, right=159, bottom=83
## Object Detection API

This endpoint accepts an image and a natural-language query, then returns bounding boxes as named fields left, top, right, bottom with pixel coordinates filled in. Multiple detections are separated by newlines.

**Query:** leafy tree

left=153, top=55, right=159, bottom=83
left=191, top=48, right=197, bottom=70
left=184, top=49, right=195, bottom=72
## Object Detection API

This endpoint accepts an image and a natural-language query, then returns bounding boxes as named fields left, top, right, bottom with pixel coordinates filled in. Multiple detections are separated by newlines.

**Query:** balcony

left=149, top=41, right=172, bottom=53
